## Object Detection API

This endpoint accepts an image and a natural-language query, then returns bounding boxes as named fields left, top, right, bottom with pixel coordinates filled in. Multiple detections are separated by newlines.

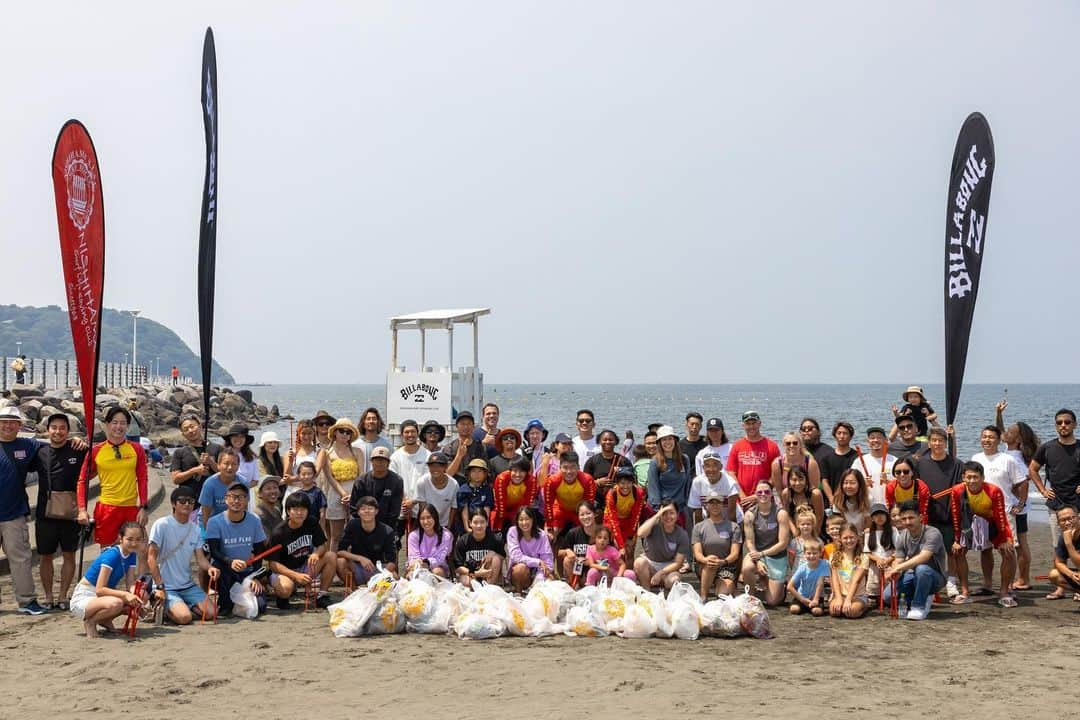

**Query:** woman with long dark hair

left=506, top=506, right=554, bottom=592
left=997, top=400, right=1041, bottom=594
left=781, top=465, right=825, bottom=537
left=405, top=503, right=454, bottom=577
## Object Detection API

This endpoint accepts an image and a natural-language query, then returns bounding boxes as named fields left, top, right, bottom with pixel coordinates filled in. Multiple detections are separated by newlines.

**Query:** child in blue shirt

left=294, top=461, right=328, bottom=524
left=786, top=538, right=829, bottom=616
left=456, top=459, right=495, bottom=534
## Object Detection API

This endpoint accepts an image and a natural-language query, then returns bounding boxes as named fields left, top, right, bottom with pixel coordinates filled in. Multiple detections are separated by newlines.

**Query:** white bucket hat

left=259, top=431, right=281, bottom=448
left=655, top=425, right=678, bottom=441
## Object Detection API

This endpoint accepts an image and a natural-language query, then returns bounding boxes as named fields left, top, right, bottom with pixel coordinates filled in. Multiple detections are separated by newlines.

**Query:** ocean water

left=241, top=383, right=1080, bottom=523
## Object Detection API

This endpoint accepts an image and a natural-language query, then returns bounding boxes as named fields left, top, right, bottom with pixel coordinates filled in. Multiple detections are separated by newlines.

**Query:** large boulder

left=60, top=399, right=85, bottom=421
left=44, top=388, right=74, bottom=403
left=9, top=384, right=44, bottom=400
left=19, top=399, right=42, bottom=422
left=149, top=426, right=186, bottom=447
left=221, top=394, right=248, bottom=417
left=235, top=389, right=253, bottom=404
left=95, top=393, right=121, bottom=407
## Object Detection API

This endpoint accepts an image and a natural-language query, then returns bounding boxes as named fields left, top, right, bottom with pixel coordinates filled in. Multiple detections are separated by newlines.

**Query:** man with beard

left=170, top=414, right=222, bottom=502
left=799, top=418, right=833, bottom=468
left=916, top=426, right=962, bottom=598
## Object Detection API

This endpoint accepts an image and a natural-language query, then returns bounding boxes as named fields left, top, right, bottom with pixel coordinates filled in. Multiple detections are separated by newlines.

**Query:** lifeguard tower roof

left=389, top=308, right=491, bottom=330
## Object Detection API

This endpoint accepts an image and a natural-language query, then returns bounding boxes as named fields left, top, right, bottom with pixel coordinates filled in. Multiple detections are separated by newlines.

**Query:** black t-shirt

left=1034, top=440, right=1080, bottom=510
left=679, top=438, right=709, bottom=465
left=819, top=448, right=858, bottom=493
left=488, top=453, right=518, bottom=477
left=350, top=470, right=403, bottom=528
left=916, top=454, right=962, bottom=525
left=560, top=525, right=596, bottom=557
left=452, top=531, right=505, bottom=571
left=891, top=440, right=928, bottom=463
left=443, top=438, right=488, bottom=481
left=582, top=453, right=629, bottom=514
left=337, top=519, right=397, bottom=565
left=170, top=441, right=223, bottom=501
left=806, top=441, right=834, bottom=469
left=270, top=518, right=327, bottom=571
left=34, top=443, right=87, bottom=520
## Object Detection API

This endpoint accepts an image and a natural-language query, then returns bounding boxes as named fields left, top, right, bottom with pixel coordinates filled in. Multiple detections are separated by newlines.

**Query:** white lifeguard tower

left=385, top=308, right=491, bottom=441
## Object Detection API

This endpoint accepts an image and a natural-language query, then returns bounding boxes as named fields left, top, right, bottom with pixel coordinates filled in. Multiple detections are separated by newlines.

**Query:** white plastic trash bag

left=732, top=590, right=773, bottom=639
left=701, top=597, right=743, bottom=637
left=564, top=603, right=608, bottom=637
left=230, top=577, right=260, bottom=619
left=455, top=611, right=505, bottom=640
left=619, top=604, right=657, bottom=638
left=638, top=591, right=673, bottom=638
left=328, top=588, right=382, bottom=638
left=669, top=600, right=701, bottom=640
left=399, top=581, right=437, bottom=621
left=365, top=598, right=406, bottom=635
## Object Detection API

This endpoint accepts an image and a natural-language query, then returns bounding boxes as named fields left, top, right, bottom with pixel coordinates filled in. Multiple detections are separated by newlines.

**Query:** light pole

left=130, top=309, right=141, bottom=377
left=155, top=356, right=160, bottom=381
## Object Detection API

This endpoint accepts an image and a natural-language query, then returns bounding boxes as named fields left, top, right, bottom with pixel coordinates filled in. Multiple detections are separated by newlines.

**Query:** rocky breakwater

left=2, top=383, right=281, bottom=446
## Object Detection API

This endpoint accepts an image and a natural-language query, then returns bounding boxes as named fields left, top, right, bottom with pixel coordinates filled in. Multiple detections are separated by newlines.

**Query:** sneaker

left=945, top=578, right=959, bottom=598
left=906, top=607, right=927, bottom=621
left=275, top=597, right=292, bottom=611
left=315, top=593, right=332, bottom=609
left=17, top=601, right=49, bottom=616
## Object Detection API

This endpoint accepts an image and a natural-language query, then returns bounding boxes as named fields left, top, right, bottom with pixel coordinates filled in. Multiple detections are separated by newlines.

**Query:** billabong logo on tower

left=400, top=384, right=439, bottom=403
left=63, top=151, right=96, bottom=231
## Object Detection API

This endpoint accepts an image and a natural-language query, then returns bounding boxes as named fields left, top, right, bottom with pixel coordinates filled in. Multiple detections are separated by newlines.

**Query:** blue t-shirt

left=205, top=511, right=267, bottom=563
left=83, top=545, right=137, bottom=588
left=0, top=438, right=41, bottom=521
left=790, top=561, right=831, bottom=599
left=198, top=474, right=232, bottom=521
left=148, top=515, right=202, bottom=590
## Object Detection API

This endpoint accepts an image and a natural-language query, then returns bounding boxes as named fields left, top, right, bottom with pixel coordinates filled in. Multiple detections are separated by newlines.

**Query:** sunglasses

left=175, top=498, right=196, bottom=506
left=898, top=424, right=915, bottom=431
left=577, top=419, right=594, bottom=425
left=112, top=443, right=123, bottom=460
left=799, top=426, right=816, bottom=432
left=783, top=441, right=800, bottom=447
left=316, top=422, right=332, bottom=427
left=1057, top=419, right=1075, bottom=426
left=894, top=469, right=912, bottom=476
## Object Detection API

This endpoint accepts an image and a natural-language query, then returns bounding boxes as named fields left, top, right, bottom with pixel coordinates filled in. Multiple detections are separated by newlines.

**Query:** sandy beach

left=2, top=520, right=1078, bottom=719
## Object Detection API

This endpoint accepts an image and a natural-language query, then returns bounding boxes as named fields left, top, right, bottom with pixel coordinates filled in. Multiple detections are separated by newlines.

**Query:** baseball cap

left=706, top=418, right=724, bottom=431
left=703, top=491, right=726, bottom=504
left=427, top=452, right=450, bottom=465
left=370, top=446, right=391, bottom=461
left=701, top=452, right=724, bottom=466
left=866, top=426, right=887, bottom=437
left=870, top=502, right=889, bottom=515
left=615, top=465, right=636, bottom=480
left=226, top=481, right=249, bottom=495
left=742, top=411, right=760, bottom=422
left=554, top=432, right=572, bottom=444
left=455, top=411, right=475, bottom=424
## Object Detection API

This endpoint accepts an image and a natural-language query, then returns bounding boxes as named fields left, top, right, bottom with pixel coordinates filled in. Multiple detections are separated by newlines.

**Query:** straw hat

left=326, top=417, right=359, bottom=441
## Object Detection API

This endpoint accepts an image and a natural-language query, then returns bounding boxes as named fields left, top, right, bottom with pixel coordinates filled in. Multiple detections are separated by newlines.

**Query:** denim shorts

left=166, top=584, right=207, bottom=610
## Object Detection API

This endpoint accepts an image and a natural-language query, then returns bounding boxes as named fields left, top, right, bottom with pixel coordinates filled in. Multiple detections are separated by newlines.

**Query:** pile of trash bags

left=327, top=567, right=772, bottom=641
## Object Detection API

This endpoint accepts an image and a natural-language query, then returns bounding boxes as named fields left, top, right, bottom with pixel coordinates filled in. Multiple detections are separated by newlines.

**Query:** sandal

left=971, top=587, right=994, bottom=597
left=950, top=594, right=971, bottom=605
left=1011, top=583, right=1032, bottom=591
left=998, top=595, right=1018, bottom=608
left=1045, top=590, right=1067, bottom=600
left=57, top=601, right=69, bottom=611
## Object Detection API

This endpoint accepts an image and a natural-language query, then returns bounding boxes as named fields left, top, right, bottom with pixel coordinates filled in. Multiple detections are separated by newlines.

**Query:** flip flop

left=1073, top=593, right=1080, bottom=602
left=1011, top=584, right=1033, bottom=591
left=972, top=587, right=994, bottom=597
left=1045, top=591, right=1067, bottom=600
left=56, top=601, right=69, bottom=611
left=950, top=594, right=971, bottom=605
left=998, top=595, right=1018, bottom=608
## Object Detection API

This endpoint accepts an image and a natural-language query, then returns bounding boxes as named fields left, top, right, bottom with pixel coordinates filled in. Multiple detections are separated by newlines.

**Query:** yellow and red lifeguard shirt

left=79, top=440, right=148, bottom=508
left=950, top=481, right=1011, bottom=546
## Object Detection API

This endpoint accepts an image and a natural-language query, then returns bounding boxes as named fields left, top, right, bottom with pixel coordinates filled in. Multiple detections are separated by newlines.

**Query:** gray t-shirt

left=148, top=515, right=202, bottom=590
left=691, top=519, right=743, bottom=560
left=896, top=524, right=947, bottom=576
left=643, top=522, right=690, bottom=563
left=415, top=473, right=460, bottom=527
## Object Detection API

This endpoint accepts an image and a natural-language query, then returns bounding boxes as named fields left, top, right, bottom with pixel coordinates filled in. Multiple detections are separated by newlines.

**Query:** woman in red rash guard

left=603, top=466, right=645, bottom=565
left=491, top=457, right=537, bottom=535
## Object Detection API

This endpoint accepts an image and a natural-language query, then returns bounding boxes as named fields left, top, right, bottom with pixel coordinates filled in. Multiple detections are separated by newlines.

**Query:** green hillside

left=0, top=304, right=234, bottom=384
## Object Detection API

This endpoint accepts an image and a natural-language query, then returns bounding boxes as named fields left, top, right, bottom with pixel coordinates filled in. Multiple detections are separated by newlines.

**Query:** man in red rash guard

left=543, top=451, right=596, bottom=546
left=78, top=406, right=149, bottom=548
left=726, top=411, right=780, bottom=511
left=950, top=461, right=1017, bottom=608
left=603, top=466, right=645, bottom=564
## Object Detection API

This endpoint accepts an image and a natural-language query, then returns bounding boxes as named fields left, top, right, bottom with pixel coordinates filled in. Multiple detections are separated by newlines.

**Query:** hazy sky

left=3, top=2, right=1078, bottom=384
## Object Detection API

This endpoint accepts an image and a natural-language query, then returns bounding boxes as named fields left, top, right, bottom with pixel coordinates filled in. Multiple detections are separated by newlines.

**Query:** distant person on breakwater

left=11, top=355, right=26, bottom=384
left=170, top=365, right=178, bottom=386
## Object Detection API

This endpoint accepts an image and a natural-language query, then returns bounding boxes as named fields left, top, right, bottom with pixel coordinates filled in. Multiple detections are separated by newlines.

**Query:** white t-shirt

left=694, top=443, right=732, bottom=477
left=851, top=453, right=897, bottom=507
left=687, top=472, right=741, bottom=510
left=148, top=514, right=201, bottom=591
left=415, top=473, right=460, bottom=527
left=390, top=445, right=431, bottom=515
left=573, top=436, right=599, bottom=464
left=972, top=450, right=1027, bottom=512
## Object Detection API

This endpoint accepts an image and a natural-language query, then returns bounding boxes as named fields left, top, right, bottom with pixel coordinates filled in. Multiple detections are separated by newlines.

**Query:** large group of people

left=2, top=386, right=1079, bottom=637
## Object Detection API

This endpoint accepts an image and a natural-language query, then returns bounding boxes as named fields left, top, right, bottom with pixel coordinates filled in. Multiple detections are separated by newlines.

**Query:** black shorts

left=35, top=516, right=80, bottom=555
left=1015, top=514, right=1028, bottom=535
